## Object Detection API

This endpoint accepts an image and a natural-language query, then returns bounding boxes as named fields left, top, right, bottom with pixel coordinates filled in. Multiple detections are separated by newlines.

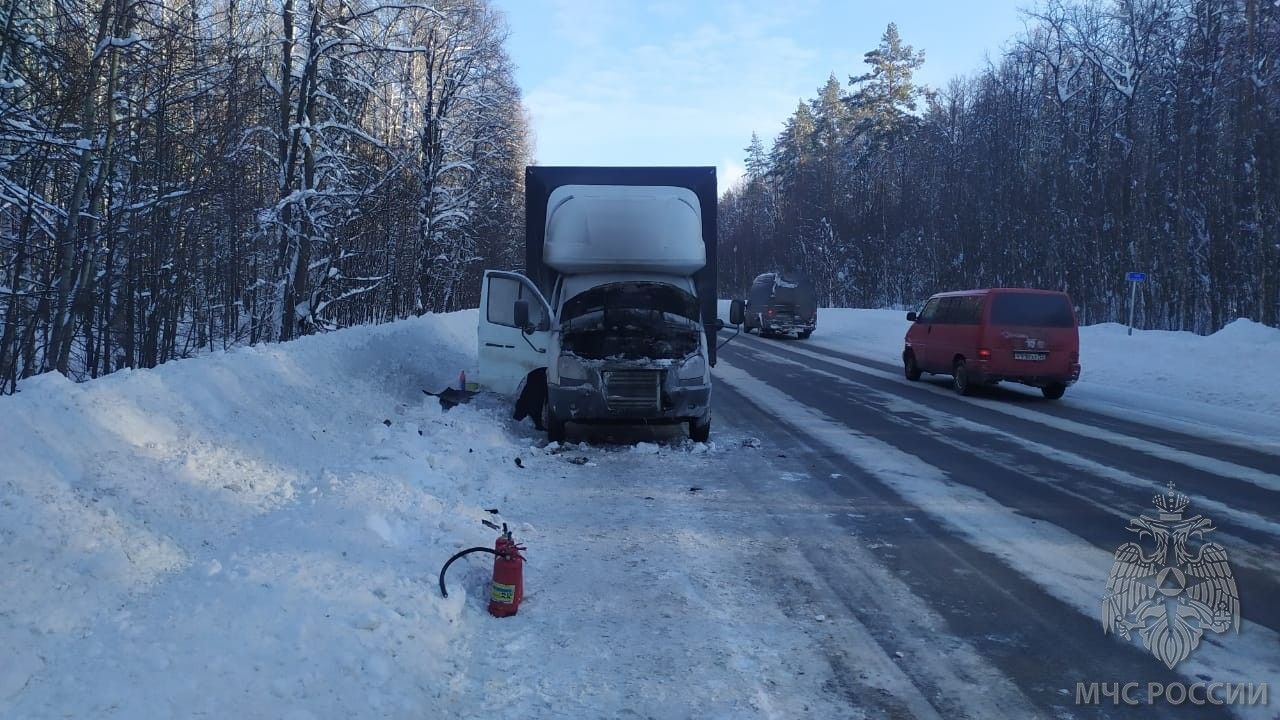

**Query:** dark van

left=903, top=288, right=1081, bottom=399
left=743, top=271, right=817, bottom=338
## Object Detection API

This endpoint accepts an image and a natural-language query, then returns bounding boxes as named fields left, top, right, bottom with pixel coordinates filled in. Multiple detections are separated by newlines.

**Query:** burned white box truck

left=476, top=166, right=744, bottom=443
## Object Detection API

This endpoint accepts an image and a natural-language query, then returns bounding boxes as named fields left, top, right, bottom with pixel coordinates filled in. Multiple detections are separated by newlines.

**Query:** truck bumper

left=762, top=319, right=815, bottom=335
left=549, top=377, right=711, bottom=425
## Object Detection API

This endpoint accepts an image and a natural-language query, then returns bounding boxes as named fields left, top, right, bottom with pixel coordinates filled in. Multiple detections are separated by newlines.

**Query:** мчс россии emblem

left=1103, top=483, right=1240, bottom=669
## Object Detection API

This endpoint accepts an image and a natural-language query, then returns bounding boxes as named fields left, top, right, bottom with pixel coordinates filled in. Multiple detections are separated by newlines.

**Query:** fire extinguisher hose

left=438, top=546, right=497, bottom=598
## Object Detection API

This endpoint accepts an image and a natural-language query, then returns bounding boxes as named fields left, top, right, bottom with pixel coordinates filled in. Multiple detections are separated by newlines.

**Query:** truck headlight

left=557, top=354, right=588, bottom=382
left=677, top=355, right=705, bottom=382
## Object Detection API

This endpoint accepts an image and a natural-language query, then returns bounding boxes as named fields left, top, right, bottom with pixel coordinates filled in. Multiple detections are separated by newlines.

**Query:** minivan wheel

left=904, top=353, right=922, bottom=381
left=1041, top=383, right=1067, bottom=400
left=798, top=331, right=812, bottom=339
left=953, top=359, right=974, bottom=396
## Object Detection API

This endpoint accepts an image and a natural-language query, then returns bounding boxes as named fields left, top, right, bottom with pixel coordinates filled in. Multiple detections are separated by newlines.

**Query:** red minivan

left=902, top=288, right=1082, bottom=399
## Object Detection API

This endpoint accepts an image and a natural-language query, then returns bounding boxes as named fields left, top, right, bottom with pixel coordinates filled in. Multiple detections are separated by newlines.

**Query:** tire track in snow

left=445, top=433, right=879, bottom=719
left=712, top=386, right=1054, bottom=719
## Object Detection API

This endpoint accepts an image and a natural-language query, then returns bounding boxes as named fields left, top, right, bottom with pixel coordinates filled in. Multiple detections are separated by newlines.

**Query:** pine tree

left=744, top=133, right=768, bottom=181
left=848, top=22, right=926, bottom=141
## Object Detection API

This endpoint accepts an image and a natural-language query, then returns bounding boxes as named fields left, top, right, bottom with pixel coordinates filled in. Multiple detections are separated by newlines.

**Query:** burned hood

left=561, top=281, right=700, bottom=324
left=559, top=281, right=701, bottom=361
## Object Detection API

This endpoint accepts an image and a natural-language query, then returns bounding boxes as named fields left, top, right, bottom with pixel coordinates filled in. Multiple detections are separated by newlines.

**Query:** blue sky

left=491, top=0, right=1033, bottom=193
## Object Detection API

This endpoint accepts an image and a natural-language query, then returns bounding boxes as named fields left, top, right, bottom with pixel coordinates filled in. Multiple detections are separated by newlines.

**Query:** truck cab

left=475, top=167, right=744, bottom=443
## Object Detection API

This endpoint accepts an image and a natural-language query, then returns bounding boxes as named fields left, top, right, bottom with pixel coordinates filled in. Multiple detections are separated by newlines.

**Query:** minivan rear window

left=989, top=293, right=1075, bottom=327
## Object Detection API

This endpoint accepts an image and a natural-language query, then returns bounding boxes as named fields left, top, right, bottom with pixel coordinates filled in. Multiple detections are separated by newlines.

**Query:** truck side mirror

left=729, top=299, right=745, bottom=326
left=906, top=311, right=917, bottom=322
left=513, top=300, right=532, bottom=334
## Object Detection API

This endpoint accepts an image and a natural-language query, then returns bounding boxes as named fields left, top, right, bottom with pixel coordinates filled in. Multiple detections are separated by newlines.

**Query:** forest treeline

left=720, top=0, right=1278, bottom=334
left=0, top=0, right=528, bottom=393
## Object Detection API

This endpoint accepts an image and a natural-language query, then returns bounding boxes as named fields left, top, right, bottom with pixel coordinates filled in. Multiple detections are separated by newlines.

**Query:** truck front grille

left=604, top=370, right=661, bottom=412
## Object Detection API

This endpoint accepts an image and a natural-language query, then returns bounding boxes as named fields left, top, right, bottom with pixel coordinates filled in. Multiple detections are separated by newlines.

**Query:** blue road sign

left=1126, top=272, right=1147, bottom=282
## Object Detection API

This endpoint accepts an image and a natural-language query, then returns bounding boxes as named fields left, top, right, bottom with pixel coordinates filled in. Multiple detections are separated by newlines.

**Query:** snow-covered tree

left=719, top=3, right=1279, bottom=331
left=0, top=0, right=528, bottom=393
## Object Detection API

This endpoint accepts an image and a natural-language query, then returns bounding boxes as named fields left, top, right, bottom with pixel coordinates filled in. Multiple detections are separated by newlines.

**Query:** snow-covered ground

left=1, top=312, right=502, bottom=717
left=721, top=302, right=1280, bottom=441
left=0, top=311, right=846, bottom=718
left=5, top=305, right=1279, bottom=718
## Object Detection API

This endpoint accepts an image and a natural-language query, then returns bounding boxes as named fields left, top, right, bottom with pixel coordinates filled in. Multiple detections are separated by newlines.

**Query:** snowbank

left=1071, top=318, right=1280, bottom=414
left=0, top=311, right=524, bottom=718
left=2, top=309, right=845, bottom=719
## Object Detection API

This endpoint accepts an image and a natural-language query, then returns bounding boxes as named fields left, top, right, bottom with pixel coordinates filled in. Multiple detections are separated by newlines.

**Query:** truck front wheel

left=688, top=417, right=711, bottom=443
left=543, top=399, right=566, bottom=442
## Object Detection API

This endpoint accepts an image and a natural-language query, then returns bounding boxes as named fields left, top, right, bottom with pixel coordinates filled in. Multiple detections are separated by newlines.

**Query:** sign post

left=1125, top=272, right=1146, bottom=336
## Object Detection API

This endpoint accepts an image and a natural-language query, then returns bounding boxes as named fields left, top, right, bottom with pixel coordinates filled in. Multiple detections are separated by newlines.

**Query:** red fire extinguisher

left=488, top=529, right=525, bottom=617
left=438, top=522, right=526, bottom=618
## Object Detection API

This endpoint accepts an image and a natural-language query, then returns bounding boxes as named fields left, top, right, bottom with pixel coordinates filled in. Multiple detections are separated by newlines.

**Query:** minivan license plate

left=1014, top=352, right=1047, bottom=361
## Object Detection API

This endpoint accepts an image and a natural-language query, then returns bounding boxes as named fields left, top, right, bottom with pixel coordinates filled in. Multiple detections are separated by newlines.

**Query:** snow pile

left=1073, top=318, right=1280, bottom=416
left=3, top=310, right=820, bottom=719
left=0, top=311, right=528, bottom=718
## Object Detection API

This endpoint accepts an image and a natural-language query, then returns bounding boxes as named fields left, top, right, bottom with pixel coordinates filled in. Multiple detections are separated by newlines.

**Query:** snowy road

left=448, top=332, right=1280, bottom=719
left=700, top=333, right=1280, bottom=719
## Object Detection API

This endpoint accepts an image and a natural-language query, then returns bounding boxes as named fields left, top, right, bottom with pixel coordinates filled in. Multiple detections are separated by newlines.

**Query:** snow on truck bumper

left=549, top=371, right=710, bottom=424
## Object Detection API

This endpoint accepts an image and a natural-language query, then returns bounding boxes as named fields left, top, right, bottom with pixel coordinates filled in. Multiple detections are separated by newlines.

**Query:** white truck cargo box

left=543, top=185, right=706, bottom=275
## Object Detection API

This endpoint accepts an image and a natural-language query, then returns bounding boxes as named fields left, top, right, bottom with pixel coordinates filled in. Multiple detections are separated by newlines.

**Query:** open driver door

left=477, top=270, right=554, bottom=396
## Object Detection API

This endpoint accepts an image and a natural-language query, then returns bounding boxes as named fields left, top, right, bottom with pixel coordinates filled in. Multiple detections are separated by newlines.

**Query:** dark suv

left=743, top=271, right=817, bottom=338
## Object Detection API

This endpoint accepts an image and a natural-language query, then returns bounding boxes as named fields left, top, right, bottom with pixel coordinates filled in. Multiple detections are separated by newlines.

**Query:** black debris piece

left=424, top=387, right=479, bottom=411
left=514, top=457, right=524, bottom=468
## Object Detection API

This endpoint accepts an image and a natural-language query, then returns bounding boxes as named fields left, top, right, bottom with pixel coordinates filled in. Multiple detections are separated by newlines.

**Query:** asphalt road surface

left=697, top=331, right=1280, bottom=719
